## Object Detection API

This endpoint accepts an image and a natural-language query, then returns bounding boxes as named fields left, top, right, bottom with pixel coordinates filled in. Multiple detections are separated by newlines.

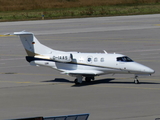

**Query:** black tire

left=85, top=77, right=91, bottom=82
left=74, top=79, right=80, bottom=85
left=134, top=79, right=139, bottom=84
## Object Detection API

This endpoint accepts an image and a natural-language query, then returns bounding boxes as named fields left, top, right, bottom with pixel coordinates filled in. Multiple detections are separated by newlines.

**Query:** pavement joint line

left=0, top=54, right=24, bottom=57
left=93, top=84, right=160, bottom=90
left=16, top=73, right=60, bottom=76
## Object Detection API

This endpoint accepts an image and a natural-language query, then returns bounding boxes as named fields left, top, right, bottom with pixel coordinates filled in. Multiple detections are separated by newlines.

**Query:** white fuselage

left=29, top=52, right=155, bottom=77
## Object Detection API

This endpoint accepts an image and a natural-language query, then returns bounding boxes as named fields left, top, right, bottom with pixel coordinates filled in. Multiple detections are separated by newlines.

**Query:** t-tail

left=14, top=31, right=54, bottom=56
left=14, top=31, right=73, bottom=66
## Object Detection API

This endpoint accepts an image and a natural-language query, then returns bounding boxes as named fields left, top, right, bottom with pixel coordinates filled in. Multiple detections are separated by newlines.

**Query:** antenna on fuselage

left=103, top=50, right=108, bottom=54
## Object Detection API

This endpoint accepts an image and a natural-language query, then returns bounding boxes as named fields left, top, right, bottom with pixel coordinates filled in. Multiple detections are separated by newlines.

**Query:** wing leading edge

left=61, top=70, right=105, bottom=76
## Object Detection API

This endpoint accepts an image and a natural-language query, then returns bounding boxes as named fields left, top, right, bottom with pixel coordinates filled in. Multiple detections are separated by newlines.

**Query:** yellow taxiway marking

left=0, top=35, right=15, bottom=37
left=16, top=82, right=31, bottom=83
left=155, top=24, right=160, bottom=26
left=1, top=72, right=58, bottom=77
left=0, top=80, right=49, bottom=85
left=0, top=78, right=160, bottom=90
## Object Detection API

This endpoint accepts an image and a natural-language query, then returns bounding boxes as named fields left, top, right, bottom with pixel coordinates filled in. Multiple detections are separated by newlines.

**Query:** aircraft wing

left=61, top=70, right=104, bottom=76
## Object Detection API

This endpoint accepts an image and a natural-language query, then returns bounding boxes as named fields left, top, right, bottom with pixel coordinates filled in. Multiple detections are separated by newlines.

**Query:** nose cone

left=128, top=62, right=155, bottom=75
left=141, top=66, right=155, bottom=74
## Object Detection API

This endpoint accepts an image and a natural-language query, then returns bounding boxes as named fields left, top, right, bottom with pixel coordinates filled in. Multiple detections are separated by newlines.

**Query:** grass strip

left=0, top=4, right=160, bottom=22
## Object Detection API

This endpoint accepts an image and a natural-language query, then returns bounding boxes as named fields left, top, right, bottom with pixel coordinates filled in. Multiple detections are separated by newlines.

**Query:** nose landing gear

left=134, top=76, right=139, bottom=84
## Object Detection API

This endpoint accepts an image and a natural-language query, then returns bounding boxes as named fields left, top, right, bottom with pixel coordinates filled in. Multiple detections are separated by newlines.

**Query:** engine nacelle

left=51, top=53, right=73, bottom=62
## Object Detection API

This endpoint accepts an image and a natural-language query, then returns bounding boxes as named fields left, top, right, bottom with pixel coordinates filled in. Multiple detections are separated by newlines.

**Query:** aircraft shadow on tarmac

left=42, top=78, right=160, bottom=87
left=43, top=78, right=73, bottom=83
left=72, top=79, right=160, bottom=87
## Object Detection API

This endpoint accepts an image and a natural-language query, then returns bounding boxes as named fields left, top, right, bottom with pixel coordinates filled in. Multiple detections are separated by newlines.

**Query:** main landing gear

left=74, top=75, right=83, bottom=85
left=85, top=77, right=94, bottom=82
left=74, top=76, right=94, bottom=85
left=134, top=76, right=139, bottom=84
left=74, top=76, right=140, bottom=85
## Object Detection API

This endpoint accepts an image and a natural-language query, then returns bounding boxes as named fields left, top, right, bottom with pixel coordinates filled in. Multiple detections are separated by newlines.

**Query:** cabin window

left=117, top=56, right=133, bottom=62
left=88, top=58, right=92, bottom=62
left=100, top=58, right=104, bottom=62
left=94, top=58, right=98, bottom=62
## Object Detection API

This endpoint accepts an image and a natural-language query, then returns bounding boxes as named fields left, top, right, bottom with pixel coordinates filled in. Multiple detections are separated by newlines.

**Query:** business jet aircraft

left=13, top=31, right=155, bottom=85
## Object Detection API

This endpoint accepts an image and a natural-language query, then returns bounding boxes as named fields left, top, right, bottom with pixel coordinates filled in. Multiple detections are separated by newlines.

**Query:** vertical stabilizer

left=14, top=31, right=53, bottom=56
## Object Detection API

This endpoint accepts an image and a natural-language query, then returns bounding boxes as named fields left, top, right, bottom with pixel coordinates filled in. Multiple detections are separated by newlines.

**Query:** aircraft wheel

left=85, top=77, right=95, bottom=82
left=85, top=77, right=91, bottom=82
left=134, top=79, right=139, bottom=84
left=74, top=79, right=80, bottom=85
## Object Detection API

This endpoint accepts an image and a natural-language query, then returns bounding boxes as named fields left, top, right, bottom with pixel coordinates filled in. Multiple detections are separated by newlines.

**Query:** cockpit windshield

left=117, top=56, right=133, bottom=62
